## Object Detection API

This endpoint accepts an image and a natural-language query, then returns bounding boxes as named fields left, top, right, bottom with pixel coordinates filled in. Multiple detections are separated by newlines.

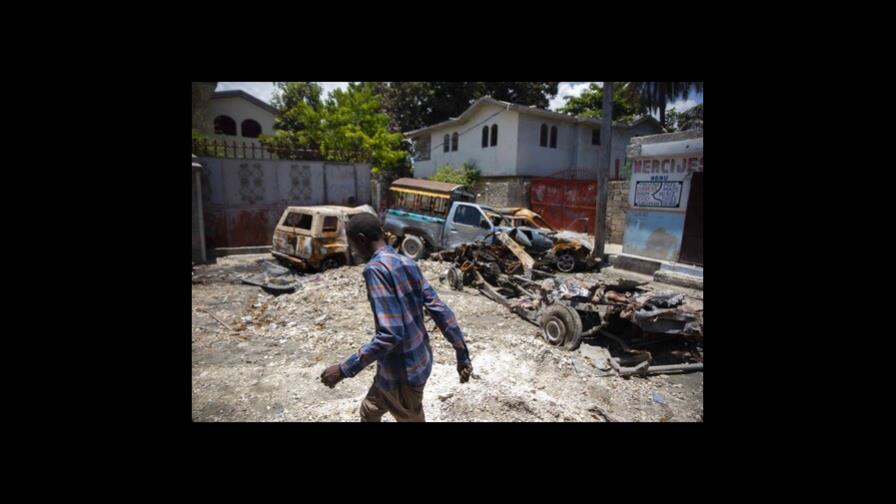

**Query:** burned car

left=271, top=205, right=376, bottom=272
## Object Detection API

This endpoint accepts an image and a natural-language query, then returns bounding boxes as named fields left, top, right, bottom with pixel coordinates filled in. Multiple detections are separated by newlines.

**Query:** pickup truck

left=385, top=200, right=502, bottom=260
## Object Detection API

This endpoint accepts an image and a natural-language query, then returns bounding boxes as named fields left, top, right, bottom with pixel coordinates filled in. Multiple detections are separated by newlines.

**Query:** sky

left=216, top=81, right=703, bottom=116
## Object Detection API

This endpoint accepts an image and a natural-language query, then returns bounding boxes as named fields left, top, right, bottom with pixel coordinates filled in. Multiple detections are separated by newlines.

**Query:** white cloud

left=549, top=82, right=601, bottom=111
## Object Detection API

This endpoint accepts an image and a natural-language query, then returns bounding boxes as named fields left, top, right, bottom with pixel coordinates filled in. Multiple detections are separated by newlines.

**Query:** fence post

left=251, top=143, right=256, bottom=159
left=242, top=142, right=246, bottom=158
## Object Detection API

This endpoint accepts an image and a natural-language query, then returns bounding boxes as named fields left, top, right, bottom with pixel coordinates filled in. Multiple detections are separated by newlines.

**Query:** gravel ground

left=192, top=253, right=703, bottom=422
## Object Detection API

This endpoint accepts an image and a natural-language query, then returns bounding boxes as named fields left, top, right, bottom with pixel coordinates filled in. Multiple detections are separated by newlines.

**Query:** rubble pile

left=192, top=253, right=703, bottom=422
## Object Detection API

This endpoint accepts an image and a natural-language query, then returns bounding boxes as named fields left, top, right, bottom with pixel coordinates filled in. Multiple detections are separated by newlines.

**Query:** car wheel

left=401, top=235, right=427, bottom=260
left=556, top=253, right=576, bottom=272
left=539, top=303, right=582, bottom=350
left=447, top=266, right=463, bottom=290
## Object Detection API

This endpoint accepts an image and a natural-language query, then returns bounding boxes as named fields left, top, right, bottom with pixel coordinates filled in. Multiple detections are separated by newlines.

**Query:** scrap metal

left=437, top=231, right=703, bottom=375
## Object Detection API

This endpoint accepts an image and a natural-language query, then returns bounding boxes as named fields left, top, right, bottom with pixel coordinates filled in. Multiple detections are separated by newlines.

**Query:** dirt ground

left=191, top=253, right=703, bottom=422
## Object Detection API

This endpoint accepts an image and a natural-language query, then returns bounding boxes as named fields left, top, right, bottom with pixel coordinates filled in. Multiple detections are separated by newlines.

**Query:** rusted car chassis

left=441, top=234, right=703, bottom=376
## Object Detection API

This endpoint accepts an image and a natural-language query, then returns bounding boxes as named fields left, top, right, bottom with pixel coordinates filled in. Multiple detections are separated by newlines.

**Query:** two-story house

left=404, top=96, right=663, bottom=208
left=192, top=83, right=278, bottom=151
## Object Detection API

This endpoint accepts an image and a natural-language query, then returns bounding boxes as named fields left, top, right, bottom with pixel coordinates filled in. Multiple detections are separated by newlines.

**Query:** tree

left=664, top=108, right=684, bottom=132
left=629, top=82, right=703, bottom=129
left=679, top=103, right=703, bottom=131
left=259, top=82, right=409, bottom=176
left=557, top=82, right=647, bottom=123
left=379, top=82, right=560, bottom=134
left=429, top=162, right=480, bottom=187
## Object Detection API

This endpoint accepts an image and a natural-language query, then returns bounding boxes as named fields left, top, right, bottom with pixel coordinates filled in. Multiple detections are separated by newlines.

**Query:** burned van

left=271, top=205, right=376, bottom=272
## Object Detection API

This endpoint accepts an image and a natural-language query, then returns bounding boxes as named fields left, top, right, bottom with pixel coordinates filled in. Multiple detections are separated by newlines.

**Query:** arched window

left=451, top=132, right=458, bottom=151
left=482, top=126, right=489, bottom=148
left=540, top=124, right=548, bottom=147
left=592, top=128, right=600, bottom=145
left=444, top=134, right=450, bottom=153
left=549, top=126, right=558, bottom=148
left=241, top=119, right=262, bottom=138
left=490, top=124, right=498, bottom=146
left=214, top=115, right=236, bottom=136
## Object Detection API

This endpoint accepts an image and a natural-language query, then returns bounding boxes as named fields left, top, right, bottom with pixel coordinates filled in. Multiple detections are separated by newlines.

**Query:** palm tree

left=630, top=82, right=703, bottom=130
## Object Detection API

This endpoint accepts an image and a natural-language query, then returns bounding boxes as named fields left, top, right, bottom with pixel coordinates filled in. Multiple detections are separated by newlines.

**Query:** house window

left=550, top=126, right=558, bottom=148
left=241, top=119, right=262, bottom=138
left=443, top=134, right=450, bottom=153
left=592, top=129, right=600, bottom=145
left=214, top=115, right=236, bottom=136
left=490, top=124, right=498, bottom=146
left=482, top=126, right=489, bottom=148
left=540, top=124, right=548, bottom=147
left=451, top=132, right=458, bottom=151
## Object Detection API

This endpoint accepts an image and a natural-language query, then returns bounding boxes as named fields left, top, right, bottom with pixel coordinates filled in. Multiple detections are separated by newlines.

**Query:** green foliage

left=192, top=129, right=225, bottom=156
left=628, top=82, right=703, bottom=129
left=429, top=162, right=480, bottom=187
left=260, top=82, right=409, bottom=176
left=558, top=82, right=647, bottom=123
left=379, top=82, right=560, bottom=134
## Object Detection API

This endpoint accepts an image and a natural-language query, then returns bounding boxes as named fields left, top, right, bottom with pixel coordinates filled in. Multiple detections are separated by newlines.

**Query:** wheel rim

left=404, top=239, right=420, bottom=256
left=544, top=318, right=566, bottom=345
left=557, top=254, right=575, bottom=272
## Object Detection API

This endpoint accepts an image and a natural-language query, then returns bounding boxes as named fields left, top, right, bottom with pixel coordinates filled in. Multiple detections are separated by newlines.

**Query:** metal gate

left=530, top=177, right=597, bottom=233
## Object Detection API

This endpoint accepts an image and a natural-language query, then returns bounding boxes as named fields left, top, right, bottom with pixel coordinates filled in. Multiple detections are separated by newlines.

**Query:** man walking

left=320, top=213, right=473, bottom=422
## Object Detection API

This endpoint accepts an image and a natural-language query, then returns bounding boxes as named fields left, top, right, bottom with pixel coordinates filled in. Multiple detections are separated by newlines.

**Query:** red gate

left=530, top=177, right=597, bottom=233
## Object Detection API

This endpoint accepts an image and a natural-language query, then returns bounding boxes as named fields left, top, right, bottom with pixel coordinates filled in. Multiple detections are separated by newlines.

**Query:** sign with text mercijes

left=629, top=156, right=703, bottom=212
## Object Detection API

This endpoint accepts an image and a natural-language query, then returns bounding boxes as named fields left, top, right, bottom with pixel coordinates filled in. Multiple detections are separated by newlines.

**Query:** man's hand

left=457, top=363, right=473, bottom=384
left=320, top=364, right=344, bottom=388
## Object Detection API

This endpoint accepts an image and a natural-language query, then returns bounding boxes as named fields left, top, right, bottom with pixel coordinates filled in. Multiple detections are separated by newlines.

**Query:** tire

left=539, top=303, right=583, bottom=351
left=401, top=235, right=427, bottom=260
left=320, top=257, right=340, bottom=272
left=556, top=253, right=576, bottom=273
left=447, top=266, right=463, bottom=290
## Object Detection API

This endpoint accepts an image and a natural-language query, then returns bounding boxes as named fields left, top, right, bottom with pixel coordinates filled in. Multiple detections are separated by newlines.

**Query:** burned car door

left=445, top=203, right=494, bottom=250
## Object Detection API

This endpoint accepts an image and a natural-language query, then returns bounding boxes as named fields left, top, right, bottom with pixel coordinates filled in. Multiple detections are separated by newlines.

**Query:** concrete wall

left=471, top=177, right=531, bottom=208
left=197, top=157, right=371, bottom=248
left=411, top=103, right=519, bottom=179
left=206, top=96, right=276, bottom=149
left=606, top=180, right=629, bottom=244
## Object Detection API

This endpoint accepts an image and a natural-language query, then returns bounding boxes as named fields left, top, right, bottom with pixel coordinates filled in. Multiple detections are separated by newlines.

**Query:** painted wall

left=411, top=103, right=519, bottom=178
left=515, top=113, right=577, bottom=177
left=197, top=157, right=371, bottom=247
left=622, top=142, right=703, bottom=261
left=205, top=96, right=276, bottom=149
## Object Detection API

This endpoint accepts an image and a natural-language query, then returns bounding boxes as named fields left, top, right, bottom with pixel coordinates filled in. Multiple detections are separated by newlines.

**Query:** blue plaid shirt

left=339, top=246, right=471, bottom=391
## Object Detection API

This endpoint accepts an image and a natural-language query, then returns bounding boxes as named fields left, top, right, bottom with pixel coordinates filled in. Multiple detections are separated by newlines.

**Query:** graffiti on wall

left=634, top=178, right=683, bottom=208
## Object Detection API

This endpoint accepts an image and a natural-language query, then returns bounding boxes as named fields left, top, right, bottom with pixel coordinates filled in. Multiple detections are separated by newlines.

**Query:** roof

left=211, top=90, right=278, bottom=115
left=390, top=177, right=467, bottom=193
left=284, top=205, right=376, bottom=216
left=402, top=96, right=662, bottom=137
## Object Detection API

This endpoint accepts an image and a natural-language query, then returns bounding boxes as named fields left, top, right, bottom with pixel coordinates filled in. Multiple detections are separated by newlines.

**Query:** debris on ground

left=192, top=253, right=703, bottom=422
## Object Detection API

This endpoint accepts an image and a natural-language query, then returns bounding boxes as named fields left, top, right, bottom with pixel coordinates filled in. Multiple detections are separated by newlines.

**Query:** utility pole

left=592, top=81, right=613, bottom=262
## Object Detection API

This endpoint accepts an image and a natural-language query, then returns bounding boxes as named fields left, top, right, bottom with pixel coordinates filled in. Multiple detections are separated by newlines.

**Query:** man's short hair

left=346, top=213, right=384, bottom=241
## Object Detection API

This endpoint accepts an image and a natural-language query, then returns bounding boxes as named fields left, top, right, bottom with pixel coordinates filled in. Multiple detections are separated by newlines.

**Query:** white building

left=405, top=96, right=663, bottom=182
left=194, top=84, right=278, bottom=151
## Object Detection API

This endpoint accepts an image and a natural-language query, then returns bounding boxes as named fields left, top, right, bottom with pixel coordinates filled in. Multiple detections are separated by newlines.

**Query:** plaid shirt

left=339, top=246, right=471, bottom=391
